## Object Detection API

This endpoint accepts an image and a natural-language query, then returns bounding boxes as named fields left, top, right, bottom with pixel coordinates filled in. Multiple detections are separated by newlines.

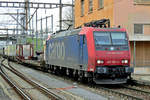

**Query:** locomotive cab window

left=94, top=32, right=111, bottom=45
left=111, top=32, right=127, bottom=45
left=93, top=31, right=128, bottom=50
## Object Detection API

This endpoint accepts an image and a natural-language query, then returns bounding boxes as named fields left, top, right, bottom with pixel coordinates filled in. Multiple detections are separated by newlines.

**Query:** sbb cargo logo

left=48, top=42, right=65, bottom=60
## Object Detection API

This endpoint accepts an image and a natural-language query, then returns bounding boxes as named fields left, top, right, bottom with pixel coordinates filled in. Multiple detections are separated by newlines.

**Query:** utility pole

left=59, top=0, right=62, bottom=30
left=6, top=29, right=8, bottom=46
left=36, top=9, right=38, bottom=52
left=51, top=15, right=53, bottom=33
left=32, top=12, right=34, bottom=45
left=25, top=0, right=29, bottom=31
left=40, top=18, right=43, bottom=51
left=16, top=9, right=19, bottom=43
left=72, top=0, right=74, bottom=28
left=46, top=16, right=48, bottom=34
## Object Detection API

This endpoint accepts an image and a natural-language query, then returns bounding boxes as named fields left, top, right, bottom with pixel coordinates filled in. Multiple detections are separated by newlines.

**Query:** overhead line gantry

left=0, top=1, right=74, bottom=9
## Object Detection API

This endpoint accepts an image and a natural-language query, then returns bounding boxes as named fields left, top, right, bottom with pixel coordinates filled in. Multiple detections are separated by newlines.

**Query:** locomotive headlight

left=97, top=60, right=104, bottom=64
left=122, top=60, right=128, bottom=64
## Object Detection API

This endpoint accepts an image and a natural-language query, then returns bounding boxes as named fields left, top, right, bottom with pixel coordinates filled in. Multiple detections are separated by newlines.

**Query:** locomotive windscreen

left=93, top=31, right=128, bottom=50
left=111, top=32, right=127, bottom=45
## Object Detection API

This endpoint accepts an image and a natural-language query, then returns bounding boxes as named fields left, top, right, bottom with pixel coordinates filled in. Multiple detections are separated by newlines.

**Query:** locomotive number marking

left=49, top=41, right=65, bottom=60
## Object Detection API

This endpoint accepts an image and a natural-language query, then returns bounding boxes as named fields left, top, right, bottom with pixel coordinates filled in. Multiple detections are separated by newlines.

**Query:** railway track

left=98, top=86, right=143, bottom=100
left=122, top=85, right=150, bottom=95
left=0, top=59, right=32, bottom=100
left=131, top=79, right=150, bottom=91
left=5, top=58, right=150, bottom=100
left=1, top=59, right=64, bottom=100
left=95, top=80, right=150, bottom=100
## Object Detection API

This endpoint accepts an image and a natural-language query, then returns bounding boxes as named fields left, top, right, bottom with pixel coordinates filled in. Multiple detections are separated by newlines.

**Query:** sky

left=0, top=0, right=73, bottom=34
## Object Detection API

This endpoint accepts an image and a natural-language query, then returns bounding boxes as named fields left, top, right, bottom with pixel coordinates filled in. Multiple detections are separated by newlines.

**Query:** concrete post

left=72, top=0, right=74, bottom=28
left=36, top=9, right=38, bottom=52
left=59, top=0, right=62, bottom=30
left=133, top=41, right=136, bottom=67
left=17, top=9, right=19, bottom=43
left=51, top=15, right=53, bottom=33
left=40, top=18, right=43, bottom=51
left=46, top=16, right=48, bottom=34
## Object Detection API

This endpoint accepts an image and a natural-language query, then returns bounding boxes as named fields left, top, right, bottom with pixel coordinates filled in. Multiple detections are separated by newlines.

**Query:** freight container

left=16, top=44, right=34, bottom=60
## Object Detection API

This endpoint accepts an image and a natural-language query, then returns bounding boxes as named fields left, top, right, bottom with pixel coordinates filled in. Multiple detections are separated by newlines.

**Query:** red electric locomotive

left=45, top=19, right=134, bottom=84
left=81, top=19, right=133, bottom=84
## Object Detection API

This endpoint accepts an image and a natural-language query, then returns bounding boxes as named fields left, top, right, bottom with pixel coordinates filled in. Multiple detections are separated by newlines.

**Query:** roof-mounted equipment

left=84, top=19, right=110, bottom=28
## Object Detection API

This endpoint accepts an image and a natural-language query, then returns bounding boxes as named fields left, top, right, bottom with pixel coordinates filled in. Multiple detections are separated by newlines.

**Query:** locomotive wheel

left=73, top=70, right=79, bottom=81
left=78, top=71, right=87, bottom=83
left=42, top=67, right=48, bottom=72
left=55, top=66, right=61, bottom=75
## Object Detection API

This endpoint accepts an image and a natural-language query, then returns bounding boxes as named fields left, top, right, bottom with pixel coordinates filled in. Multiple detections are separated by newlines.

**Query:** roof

left=50, top=28, right=82, bottom=39
left=49, top=27, right=126, bottom=39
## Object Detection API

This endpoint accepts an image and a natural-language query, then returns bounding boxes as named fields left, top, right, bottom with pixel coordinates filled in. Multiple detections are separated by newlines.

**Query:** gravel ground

left=2, top=65, right=50, bottom=100
left=0, top=86, right=10, bottom=100
left=8, top=61, right=108, bottom=100
left=0, top=73, right=20, bottom=100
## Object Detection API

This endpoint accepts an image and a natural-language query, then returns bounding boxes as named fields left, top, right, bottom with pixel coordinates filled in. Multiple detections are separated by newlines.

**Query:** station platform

left=134, top=67, right=150, bottom=75
left=132, top=67, right=150, bottom=82
left=132, top=74, right=150, bottom=82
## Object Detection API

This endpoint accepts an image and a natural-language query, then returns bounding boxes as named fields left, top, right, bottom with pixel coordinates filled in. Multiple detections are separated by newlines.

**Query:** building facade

left=75, top=0, right=150, bottom=67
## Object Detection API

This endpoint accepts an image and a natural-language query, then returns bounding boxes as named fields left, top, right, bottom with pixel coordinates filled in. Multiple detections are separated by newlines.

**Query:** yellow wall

left=75, top=0, right=114, bottom=28
left=144, top=24, right=150, bottom=35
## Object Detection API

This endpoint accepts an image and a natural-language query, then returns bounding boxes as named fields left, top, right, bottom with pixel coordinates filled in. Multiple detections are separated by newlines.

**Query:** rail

left=96, top=80, right=150, bottom=100
left=122, top=85, right=150, bottom=94
left=0, top=59, right=32, bottom=100
left=1, top=59, right=64, bottom=100
left=98, top=86, right=143, bottom=100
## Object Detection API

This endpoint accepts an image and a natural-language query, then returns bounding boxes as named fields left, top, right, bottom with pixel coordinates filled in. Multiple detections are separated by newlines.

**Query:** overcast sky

left=0, top=0, right=73, bottom=34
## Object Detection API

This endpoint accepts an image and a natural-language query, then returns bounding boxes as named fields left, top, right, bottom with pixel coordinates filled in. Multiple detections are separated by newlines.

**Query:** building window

left=134, top=24, right=143, bottom=34
left=81, top=0, right=84, bottom=16
left=134, top=0, right=150, bottom=4
left=98, top=0, right=104, bottom=9
left=89, top=0, right=93, bottom=12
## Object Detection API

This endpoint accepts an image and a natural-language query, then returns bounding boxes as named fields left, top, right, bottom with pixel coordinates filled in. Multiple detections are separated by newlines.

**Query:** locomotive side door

left=79, top=35, right=85, bottom=66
